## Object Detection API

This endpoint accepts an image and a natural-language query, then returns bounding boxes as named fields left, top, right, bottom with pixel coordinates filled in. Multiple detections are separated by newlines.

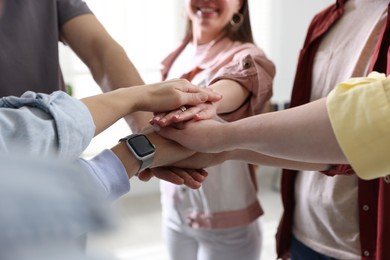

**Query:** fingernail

left=152, top=124, right=161, bottom=132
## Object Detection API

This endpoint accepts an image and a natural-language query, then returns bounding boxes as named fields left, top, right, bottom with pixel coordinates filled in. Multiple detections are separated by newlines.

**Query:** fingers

left=180, top=84, right=222, bottom=104
left=143, top=167, right=208, bottom=189
left=137, top=168, right=153, bottom=182
left=174, top=103, right=215, bottom=122
left=152, top=109, right=184, bottom=127
left=151, top=106, right=199, bottom=127
left=155, top=125, right=181, bottom=140
left=151, top=103, right=216, bottom=127
left=165, top=167, right=207, bottom=189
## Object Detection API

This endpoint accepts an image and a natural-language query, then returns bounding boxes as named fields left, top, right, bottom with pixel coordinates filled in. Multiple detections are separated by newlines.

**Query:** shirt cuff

left=79, top=149, right=130, bottom=200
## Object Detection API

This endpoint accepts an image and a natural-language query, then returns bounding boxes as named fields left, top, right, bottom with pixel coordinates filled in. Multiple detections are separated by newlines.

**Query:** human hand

left=150, top=102, right=217, bottom=127
left=156, top=119, right=229, bottom=153
left=135, top=79, right=222, bottom=113
left=173, top=152, right=229, bottom=169
left=142, top=126, right=196, bottom=167
left=138, top=167, right=208, bottom=189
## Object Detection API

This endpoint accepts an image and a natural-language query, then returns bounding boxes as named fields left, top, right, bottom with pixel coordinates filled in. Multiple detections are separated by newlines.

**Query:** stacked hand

left=137, top=106, right=224, bottom=189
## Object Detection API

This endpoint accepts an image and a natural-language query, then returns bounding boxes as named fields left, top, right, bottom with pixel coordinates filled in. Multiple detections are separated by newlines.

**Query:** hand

left=173, top=152, right=228, bottom=169
left=150, top=102, right=217, bottom=127
left=136, top=79, right=222, bottom=113
left=142, top=126, right=196, bottom=167
left=138, top=167, right=208, bottom=189
left=156, top=119, right=228, bottom=153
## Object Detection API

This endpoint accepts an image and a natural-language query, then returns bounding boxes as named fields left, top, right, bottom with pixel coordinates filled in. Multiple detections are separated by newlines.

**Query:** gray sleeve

left=0, top=91, right=95, bottom=159
left=57, top=0, right=93, bottom=28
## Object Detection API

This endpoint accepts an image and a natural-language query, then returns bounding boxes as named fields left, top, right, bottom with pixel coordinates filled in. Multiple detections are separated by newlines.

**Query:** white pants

left=163, top=218, right=263, bottom=260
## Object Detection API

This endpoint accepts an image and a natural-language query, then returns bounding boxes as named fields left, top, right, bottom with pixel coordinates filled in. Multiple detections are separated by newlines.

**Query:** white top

left=293, top=0, right=389, bottom=259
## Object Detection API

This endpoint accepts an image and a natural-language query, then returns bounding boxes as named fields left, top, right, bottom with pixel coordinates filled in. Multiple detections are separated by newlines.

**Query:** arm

left=0, top=91, right=95, bottom=158
left=152, top=47, right=275, bottom=126
left=157, top=98, right=347, bottom=164
left=76, top=129, right=206, bottom=200
left=81, top=79, right=222, bottom=135
left=172, top=150, right=329, bottom=172
left=211, top=79, right=249, bottom=114
left=150, top=79, right=247, bottom=126
left=0, top=79, right=221, bottom=159
left=60, top=13, right=150, bottom=131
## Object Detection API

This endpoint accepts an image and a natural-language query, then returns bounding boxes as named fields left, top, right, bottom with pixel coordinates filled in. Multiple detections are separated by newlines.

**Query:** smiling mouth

left=196, top=7, right=218, bottom=16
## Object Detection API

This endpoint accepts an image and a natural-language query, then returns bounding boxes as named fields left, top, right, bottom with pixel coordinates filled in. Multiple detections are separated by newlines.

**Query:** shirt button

left=362, top=205, right=370, bottom=211
left=384, top=175, right=390, bottom=183
left=364, top=250, right=370, bottom=256
left=243, top=61, right=252, bottom=69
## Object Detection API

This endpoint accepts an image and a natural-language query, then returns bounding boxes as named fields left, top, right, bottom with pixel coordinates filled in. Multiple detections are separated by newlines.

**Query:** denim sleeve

left=0, top=91, right=95, bottom=158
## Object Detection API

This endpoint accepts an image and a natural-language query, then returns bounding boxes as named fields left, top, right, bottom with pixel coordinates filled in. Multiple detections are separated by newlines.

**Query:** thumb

left=154, top=125, right=177, bottom=140
left=137, top=169, right=153, bottom=181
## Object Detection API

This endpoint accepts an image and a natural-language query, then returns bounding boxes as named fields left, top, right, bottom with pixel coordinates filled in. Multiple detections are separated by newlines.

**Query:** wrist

left=219, top=122, right=237, bottom=151
left=119, top=134, right=155, bottom=173
left=119, top=87, right=140, bottom=114
left=111, top=142, right=140, bottom=179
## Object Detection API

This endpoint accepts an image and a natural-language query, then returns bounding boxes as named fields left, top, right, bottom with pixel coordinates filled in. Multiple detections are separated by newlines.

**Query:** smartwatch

left=119, top=134, right=156, bottom=173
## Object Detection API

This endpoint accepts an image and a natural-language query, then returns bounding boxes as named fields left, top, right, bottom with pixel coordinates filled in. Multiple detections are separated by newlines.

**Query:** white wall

left=249, top=0, right=334, bottom=105
left=60, top=0, right=334, bottom=196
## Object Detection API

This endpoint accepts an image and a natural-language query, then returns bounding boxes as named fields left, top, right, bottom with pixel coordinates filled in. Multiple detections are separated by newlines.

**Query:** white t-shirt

left=293, top=0, right=388, bottom=259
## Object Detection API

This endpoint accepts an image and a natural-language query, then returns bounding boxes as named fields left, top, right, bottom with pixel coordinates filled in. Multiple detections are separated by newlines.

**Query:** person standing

left=276, top=1, right=390, bottom=259
left=155, top=0, right=275, bottom=259
left=0, top=0, right=148, bottom=129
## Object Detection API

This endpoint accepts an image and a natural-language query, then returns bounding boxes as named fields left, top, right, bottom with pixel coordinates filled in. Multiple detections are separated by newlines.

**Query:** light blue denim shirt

left=0, top=91, right=94, bottom=157
left=0, top=91, right=130, bottom=200
left=0, top=91, right=131, bottom=258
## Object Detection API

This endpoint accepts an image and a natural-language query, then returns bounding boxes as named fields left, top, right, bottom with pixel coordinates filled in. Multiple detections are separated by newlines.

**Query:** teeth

left=199, top=7, right=215, bottom=13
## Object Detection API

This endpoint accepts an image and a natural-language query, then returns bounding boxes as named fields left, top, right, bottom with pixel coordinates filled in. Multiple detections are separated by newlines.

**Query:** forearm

left=211, top=79, right=249, bottom=114
left=111, top=130, right=195, bottom=181
left=226, top=98, right=348, bottom=163
left=81, top=87, right=142, bottom=135
left=62, top=14, right=150, bottom=132
left=227, top=149, right=329, bottom=171
left=88, top=32, right=152, bottom=132
left=91, top=40, right=152, bottom=131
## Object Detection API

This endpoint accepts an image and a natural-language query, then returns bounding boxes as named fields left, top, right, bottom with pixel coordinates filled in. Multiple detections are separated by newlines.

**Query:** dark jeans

left=290, top=235, right=338, bottom=260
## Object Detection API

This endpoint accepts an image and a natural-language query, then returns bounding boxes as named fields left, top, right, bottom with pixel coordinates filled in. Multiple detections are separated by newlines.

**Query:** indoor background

left=59, top=1, right=333, bottom=259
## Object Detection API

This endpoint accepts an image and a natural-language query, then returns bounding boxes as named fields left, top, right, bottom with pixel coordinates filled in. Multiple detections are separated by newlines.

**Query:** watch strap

left=119, top=134, right=155, bottom=175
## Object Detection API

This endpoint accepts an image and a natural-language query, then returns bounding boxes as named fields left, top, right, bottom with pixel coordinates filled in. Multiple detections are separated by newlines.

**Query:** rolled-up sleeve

left=209, top=45, right=275, bottom=121
left=327, top=72, right=390, bottom=180
left=0, top=91, right=95, bottom=158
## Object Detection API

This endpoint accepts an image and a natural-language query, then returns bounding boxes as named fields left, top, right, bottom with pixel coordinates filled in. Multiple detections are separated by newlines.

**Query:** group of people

left=1, top=0, right=389, bottom=260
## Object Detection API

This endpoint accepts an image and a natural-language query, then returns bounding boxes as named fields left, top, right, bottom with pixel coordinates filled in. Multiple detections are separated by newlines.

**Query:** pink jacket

left=160, top=35, right=276, bottom=229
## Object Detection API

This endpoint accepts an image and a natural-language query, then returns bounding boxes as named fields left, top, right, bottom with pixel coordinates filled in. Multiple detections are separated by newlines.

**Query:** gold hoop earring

left=230, top=12, right=244, bottom=29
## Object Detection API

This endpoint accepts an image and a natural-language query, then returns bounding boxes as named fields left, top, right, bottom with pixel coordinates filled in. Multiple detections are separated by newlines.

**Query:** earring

left=230, top=12, right=244, bottom=29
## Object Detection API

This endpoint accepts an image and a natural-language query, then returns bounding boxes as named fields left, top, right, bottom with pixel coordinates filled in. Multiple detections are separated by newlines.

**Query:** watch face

left=128, top=135, right=155, bottom=157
